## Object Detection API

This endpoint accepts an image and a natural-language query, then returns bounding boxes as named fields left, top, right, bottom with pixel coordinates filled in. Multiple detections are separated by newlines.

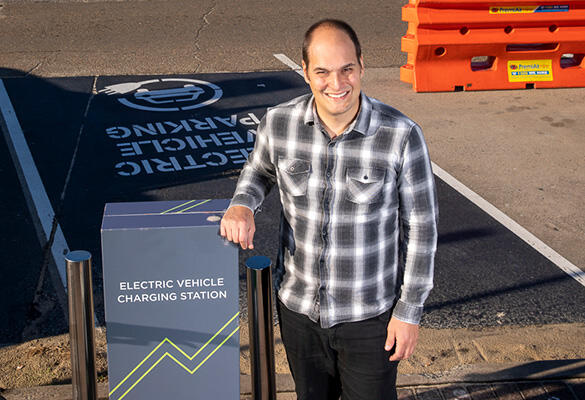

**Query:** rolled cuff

left=391, top=299, right=423, bottom=325
left=228, top=194, right=258, bottom=213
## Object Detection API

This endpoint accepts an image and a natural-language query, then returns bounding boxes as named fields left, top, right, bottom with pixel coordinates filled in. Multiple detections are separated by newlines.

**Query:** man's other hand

left=385, top=317, right=419, bottom=361
left=220, top=206, right=256, bottom=250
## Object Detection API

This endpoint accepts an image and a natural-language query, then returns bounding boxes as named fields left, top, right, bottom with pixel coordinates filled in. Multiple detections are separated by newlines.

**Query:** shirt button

left=326, top=172, right=331, bottom=178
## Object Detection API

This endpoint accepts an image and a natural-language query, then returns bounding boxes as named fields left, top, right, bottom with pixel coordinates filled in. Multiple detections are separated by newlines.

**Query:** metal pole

left=65, top=250, right=98, bottom=400
left=246, top=256, right=276, bottom=400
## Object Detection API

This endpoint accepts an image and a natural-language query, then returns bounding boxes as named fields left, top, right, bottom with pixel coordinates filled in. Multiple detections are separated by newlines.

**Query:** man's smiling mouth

left=325, top=91, right=349, bottom=99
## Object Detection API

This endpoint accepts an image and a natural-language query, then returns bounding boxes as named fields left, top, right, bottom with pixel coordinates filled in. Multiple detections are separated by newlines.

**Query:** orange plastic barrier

left=401, top=1, right=585, bottom=91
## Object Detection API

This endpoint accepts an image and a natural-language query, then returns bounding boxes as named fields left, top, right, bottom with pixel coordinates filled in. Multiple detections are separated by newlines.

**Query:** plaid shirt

left=230, top=93, right=438, bottom=328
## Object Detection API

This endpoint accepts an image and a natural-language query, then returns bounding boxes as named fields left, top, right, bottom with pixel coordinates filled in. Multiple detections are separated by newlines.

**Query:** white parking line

left=274, top=54, right=304, bottom=76
left=432, top=164, right=585, bottom=287
left=273, top=53, right=585, bottom=288
left=0, top=79, right=69, bottom=288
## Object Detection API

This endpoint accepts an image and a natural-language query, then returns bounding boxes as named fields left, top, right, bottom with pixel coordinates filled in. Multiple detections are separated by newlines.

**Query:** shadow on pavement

left=464, top=359, right=585, bottom=382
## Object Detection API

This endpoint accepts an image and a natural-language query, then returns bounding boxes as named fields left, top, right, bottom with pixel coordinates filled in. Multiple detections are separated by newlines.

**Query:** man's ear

left=302, top=61, right=310, bottom=84
left=359, top=56, right=365, bottom=77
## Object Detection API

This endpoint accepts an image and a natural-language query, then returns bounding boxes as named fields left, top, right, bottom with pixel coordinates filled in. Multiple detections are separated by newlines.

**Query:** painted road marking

left=273, top=54, right=585, bottom=289
left=0, top=79, right=69, bottom=288
left=274, top=53, right=304, bottom=76
left=99, top=78, right=223, bottom=112
left=432, top=163, right=585, bottom=286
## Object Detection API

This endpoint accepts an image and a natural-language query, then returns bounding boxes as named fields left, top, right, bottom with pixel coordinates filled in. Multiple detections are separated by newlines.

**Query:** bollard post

left=246, top=256, right=276, bottom=400
left=65, top=250, right=98, bottom=400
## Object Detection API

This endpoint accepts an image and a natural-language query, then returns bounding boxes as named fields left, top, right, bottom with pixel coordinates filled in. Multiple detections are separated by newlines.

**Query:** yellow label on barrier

left=490, top=5, right=569, bottom=14
left=508, top=60, right=553, bottom=82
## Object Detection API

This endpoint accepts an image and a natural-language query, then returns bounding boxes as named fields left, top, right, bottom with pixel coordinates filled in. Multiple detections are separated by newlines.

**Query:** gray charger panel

left=101, top=199, right=239, bottom=400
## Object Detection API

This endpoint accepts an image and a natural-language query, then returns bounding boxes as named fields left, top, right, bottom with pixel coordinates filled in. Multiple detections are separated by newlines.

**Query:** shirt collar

left=303, top=92, right=375, bottom=137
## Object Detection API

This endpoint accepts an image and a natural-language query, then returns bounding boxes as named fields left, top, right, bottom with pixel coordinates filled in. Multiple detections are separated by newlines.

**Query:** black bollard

left=65, top=250, right=98, bottom=400
left=246, top=256, right=276, bottom=400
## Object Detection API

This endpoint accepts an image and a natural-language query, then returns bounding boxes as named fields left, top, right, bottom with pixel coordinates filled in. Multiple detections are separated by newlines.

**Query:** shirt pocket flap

left=346, top=167, right=386, bottom=204
left=278, top=158, right=311, bottom=175
left=346, top=167, right=385, bottom=183
left=278, top=158, right=311, bottom=196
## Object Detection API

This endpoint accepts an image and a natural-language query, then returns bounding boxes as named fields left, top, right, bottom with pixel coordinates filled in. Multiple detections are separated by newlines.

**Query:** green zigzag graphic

left=109, top=311, right=239, bottom=400
left=160, top=199, right=212, bottom=214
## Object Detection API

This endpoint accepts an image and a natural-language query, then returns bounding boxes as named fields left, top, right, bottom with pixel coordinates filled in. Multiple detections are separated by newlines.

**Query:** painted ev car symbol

left=134, top=84, right=205, bottom=105
left=98, top=78, right=223, bottom=112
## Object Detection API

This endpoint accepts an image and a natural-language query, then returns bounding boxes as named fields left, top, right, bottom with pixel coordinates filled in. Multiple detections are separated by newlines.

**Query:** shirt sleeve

left=392, top=123, right=438, bottom=325
left=229, top=114, right=277, bottom=212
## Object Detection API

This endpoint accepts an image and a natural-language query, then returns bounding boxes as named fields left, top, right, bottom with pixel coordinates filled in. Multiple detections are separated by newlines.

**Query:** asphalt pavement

left=2, top=69, right=584, bottom=334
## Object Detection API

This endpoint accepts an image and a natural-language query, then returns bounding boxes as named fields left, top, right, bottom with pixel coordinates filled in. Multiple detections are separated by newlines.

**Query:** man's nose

left=328, top=71, right=342, bottom=90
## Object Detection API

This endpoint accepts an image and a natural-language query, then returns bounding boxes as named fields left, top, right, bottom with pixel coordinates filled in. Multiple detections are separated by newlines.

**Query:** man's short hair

left=302, top=19, right=362, bottom=68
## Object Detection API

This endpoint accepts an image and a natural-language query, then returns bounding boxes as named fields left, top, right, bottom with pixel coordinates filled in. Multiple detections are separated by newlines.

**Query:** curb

left=397, top=359, right=585, bottom=386
left=2, top=360, right=585, bottom=400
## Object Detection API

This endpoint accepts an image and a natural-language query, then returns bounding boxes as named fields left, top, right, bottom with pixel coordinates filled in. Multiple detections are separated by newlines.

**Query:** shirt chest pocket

left=345, top=167, right=386, bottom=204
left=278, top=158, right=311, bottom=197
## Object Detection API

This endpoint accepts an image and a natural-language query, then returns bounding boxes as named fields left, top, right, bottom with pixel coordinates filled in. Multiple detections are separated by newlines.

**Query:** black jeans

left=276, top=299, right=399, bottom=400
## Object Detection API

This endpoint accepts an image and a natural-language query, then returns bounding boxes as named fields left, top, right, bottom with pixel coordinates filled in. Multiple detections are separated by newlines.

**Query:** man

left=221, top=19, right=438, bottom=400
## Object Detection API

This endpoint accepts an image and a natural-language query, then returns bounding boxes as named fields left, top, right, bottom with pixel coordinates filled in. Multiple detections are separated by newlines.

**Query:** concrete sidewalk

left=2, top=362, right=585, bottom=399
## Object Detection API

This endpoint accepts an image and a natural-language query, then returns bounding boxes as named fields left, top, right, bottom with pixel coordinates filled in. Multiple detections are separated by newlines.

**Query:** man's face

left=302, top=27, right=364, bottom=124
